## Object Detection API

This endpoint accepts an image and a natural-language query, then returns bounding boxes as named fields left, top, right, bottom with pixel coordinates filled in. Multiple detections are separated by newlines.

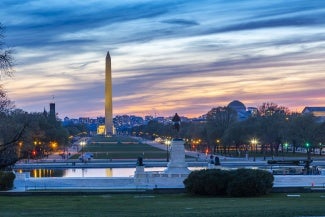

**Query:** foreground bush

left=227, top=168, right=274, bottom=197
left=184, top=169, right=231, bottom=195
left=184, top=168, right=274, bottom=197
left=0, top=171, right=16, bottom=190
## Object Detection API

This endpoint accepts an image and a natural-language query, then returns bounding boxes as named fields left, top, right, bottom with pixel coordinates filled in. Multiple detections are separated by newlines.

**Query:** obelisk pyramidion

left=105, top=51, right=113, bottom=135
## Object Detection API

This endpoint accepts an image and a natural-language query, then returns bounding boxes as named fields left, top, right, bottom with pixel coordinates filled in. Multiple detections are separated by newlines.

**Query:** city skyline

left=1, top=0, right=324, bottom=118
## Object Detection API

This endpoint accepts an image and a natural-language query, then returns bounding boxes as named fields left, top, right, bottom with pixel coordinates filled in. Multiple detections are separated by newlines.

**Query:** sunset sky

left=1, top=0, right=325, bottom=118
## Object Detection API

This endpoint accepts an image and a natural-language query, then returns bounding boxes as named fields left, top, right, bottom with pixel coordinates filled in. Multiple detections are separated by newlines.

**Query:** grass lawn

left=72, top=136, right=167, bottom=159
left=1, top=193, right=325, bottom=217
left=90, top=136, right=139, bottom=143
left=86, top=142, right=166, bottom=159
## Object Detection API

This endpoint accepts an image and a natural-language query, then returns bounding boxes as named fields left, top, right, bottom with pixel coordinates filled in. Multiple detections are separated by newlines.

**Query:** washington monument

left=105, top=51, right=113, bottom=135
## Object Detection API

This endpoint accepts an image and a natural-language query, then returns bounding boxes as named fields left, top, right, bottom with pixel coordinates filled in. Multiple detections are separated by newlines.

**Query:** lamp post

left=305, top=142, right=311, bottom=175
left=216, top=139, right=220, bottom=154
left=319, top=143, right=323, bottom=156
left=251, top=138, right=258, bottom=162
left=283, top=142, right=288, bottom=160
left=80, top=140, right=86, bottom=162
left=166, top=140, right=171, bottom=162
left=18, top=141, right=23, bottom=159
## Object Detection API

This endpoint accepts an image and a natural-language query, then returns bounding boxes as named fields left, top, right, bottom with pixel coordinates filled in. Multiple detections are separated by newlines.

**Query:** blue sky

left=1, top=0, right=325, bottom=118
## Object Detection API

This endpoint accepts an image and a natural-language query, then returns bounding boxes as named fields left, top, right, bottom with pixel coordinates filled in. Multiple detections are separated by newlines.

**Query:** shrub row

left=0, top=171, right=16, bottom=191
left=183, top=168, right=274, bottom=197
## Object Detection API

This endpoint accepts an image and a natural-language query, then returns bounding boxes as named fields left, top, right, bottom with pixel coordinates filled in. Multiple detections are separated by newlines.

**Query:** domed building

left=227, top=100, right=250, bottom=121
left=227, top=100, right=246, bottom=112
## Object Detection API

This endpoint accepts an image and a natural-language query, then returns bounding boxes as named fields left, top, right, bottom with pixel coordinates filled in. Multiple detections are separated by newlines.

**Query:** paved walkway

left=17, top=137, right=90, bottom=164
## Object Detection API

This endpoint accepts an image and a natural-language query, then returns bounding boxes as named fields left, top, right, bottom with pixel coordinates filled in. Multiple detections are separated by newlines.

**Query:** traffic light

left=284, top=143, right=288, bottom=148
left=305, top=142, right=310, bottom=148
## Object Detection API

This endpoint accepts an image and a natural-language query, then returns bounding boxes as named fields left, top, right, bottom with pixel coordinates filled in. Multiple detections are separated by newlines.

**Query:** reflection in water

left=16, top=169, right=65, bottom=178
left=106, top=169, right=112, bottom=177
left=17, top=167, right=199, bottom=178
left=17, top=168, right=160, bottom=178
left=62, top=168, right=135, bottom=177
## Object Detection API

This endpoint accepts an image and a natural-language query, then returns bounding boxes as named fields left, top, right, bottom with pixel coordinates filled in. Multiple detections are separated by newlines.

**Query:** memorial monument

left=164, top=113, right=190, bottom=174
left=105, top=51, right=113, bottom=135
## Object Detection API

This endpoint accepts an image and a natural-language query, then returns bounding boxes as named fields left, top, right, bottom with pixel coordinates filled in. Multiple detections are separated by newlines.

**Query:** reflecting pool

left=16, top=167, right=204, bottom=178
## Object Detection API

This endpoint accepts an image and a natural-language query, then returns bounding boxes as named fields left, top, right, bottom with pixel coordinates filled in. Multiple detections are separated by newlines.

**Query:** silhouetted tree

left=0, top=110, right=29, bottom=170
left=0, top=23, right=14, bottom=77
left=205, top=106, right=237, bottom=154
left=0, top=23, right=18, bottom=170
left=256, top=102, right=290, bottom=156
left=288, top=113, right=319, bottom=150
left=257, top=102, right=290, bottom=116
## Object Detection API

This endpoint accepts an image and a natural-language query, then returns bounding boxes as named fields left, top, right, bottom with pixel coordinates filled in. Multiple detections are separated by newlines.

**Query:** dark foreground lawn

left=1, top=193, right=325, bottom=217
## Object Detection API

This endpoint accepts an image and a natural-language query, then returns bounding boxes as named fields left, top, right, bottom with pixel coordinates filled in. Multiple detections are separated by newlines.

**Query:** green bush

left=183, top=170, right=205, bottom=195
left=184, top=168, right=274, bottom=197
left=227, top=168, right=274, bottom=197
left=0, top=171, right=16, bottom=191
left=183, top=169, right=231, bottom=195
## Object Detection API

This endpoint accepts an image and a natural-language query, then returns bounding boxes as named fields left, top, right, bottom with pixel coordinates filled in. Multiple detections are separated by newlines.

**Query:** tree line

left=132, top=103, right=325, bottom=158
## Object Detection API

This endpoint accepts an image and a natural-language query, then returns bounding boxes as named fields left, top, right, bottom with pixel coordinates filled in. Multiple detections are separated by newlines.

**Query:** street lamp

left=282, top=142, right=288, bottom=160
left=216, top=139, right=220, bottom=154
left=18, top=141, right=23, bottom=159
left=165, top=140, right=171, bottom=162
left=305, top=142, right=311, bottom=174
left=80, top=140, right=86, bottom=162
left=284, top=142, right=289, bottom=152
left=251, top=138, right=258, bottom=162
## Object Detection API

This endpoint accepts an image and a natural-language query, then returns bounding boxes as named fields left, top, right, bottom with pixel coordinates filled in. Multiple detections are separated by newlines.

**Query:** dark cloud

left=247, top=0, right=325, bottom=19
left=3, top=1, right=184, bottom=47
left=207, top=14, right=325, bottom=34
left=5, top=0, right=324, bottom=54
left=162, top=19, right=199, bottom=26
left=68, top=61, right=99, bottom=70
left=3, top=0, right=324, bottom=43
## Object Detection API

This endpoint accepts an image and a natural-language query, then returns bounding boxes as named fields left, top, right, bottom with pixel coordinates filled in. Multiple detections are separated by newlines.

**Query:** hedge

left=183, top=169, right=231, bottom=195
left=0, top=171, right=16, bottom=191
left=184, top=168, right=274, bottom=197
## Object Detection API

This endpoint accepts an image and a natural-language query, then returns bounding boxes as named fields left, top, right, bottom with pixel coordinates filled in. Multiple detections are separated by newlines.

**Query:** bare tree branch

left=0, top=123, right=27, bottom=151
left=0, top=23, right=14, bottom=78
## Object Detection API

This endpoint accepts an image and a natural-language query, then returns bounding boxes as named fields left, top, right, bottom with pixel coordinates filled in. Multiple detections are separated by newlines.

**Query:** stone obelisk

left=105, top=51, right=113, bottom=135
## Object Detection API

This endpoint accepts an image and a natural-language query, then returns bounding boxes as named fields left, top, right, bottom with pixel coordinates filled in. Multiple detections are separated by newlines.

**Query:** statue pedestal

left=135, top=166, right=145, bottom=174
left=164, top=139, right=190, bottom=174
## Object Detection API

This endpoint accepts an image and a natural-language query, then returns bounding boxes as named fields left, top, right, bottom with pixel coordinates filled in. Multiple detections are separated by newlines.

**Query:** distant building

left=145, top=115, right=154, bottom=123
left=97, top=125, right=106, bottom=135
left=247, top=107, right=258, bottom=117
left=97, top=117, right=105, bottom=125
left=302, top=107, right=325, bottom=122
left=155, top=116, right=165, bottom=123
left=227, top=100, right=246, bottom=112
left=113, top=115, right=144, bottom=134
left=227, top=100, right=253, bottom=121
left=49, top=103, right=56, bottom=120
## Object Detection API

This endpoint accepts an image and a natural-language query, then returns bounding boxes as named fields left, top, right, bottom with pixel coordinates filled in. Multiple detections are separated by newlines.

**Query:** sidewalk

left=36, top=137, right=89, bottom=162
